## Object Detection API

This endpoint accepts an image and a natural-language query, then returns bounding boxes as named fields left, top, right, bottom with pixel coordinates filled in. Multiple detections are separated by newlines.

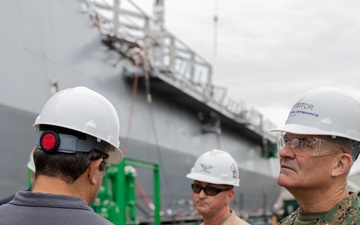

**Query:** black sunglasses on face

left=191, top=183, right=232, bottom=196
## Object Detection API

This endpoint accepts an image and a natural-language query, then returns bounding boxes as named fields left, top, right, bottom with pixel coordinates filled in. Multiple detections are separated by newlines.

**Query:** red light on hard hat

left=40, top=131, right=60, bottom=153
left=42, top=133, right=56, bottom=150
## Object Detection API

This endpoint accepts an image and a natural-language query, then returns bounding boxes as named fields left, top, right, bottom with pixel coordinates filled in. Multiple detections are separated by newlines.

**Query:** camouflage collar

left=278, top=192, right=360, bottom=225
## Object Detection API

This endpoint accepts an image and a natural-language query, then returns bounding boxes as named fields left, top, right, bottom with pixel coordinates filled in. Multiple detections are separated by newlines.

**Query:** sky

left=129, top=0, right=360, bottom=127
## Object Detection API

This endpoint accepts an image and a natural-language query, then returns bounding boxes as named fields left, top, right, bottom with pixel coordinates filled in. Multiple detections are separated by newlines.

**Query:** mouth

left=195, top=201, right=206, bottom=207
left=280, top=164, right=293, bottom=171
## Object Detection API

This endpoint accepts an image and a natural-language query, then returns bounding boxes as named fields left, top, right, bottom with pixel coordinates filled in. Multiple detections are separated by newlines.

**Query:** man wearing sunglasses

left=0, top=87, right=122, bottom=225
left=186, top=149, right=250, bottom=225
left=272, top=87, right=360, bottom=224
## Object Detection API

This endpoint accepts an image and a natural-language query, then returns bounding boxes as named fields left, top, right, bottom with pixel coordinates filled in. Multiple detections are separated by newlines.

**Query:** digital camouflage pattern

left=277, top=192, right=360, bottom=225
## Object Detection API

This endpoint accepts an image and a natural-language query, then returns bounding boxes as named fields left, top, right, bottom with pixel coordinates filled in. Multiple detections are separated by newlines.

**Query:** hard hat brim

left=186, top=172, right=239, bottom=186
left=271, top=123, right=343, bottom=137
left=108, top=147, right=123, bottom=164
left=271, top=123, right=319, bottom=134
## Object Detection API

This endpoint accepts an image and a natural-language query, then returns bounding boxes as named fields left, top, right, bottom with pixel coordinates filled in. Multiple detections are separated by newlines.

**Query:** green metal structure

left=27, top=169, right=33, bottom=189
left=92, top=157, right=161, bottom=225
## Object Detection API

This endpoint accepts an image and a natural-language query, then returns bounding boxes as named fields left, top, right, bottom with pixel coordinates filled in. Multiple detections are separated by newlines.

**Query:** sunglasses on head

left=191, top=183, right=232, bottom=196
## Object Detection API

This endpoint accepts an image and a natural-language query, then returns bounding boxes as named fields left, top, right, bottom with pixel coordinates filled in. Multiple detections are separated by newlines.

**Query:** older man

left=272, top=87, right=360, bottom=224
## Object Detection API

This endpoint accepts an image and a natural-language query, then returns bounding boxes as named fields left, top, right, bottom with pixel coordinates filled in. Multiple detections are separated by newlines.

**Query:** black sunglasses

left=191, top=183, right=232, bottom=196
left=92, top=155, right=110, bottom=172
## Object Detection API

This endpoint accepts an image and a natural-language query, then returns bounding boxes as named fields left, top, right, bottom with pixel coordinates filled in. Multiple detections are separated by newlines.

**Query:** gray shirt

left=0, top=190, right=113, bottom=225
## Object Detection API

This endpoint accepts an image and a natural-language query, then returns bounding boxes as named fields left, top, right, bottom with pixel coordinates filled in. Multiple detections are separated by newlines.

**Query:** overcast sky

left=131, top=0, right=360, bottom=127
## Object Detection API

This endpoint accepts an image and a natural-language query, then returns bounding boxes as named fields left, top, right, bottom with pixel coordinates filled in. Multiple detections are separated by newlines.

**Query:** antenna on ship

left=212, top=0, right=219, bottom=82
left=213, top=0, right=218, bottom=57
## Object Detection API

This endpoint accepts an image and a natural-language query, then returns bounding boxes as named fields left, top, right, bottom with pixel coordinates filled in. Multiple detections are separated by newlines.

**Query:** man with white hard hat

left=0, top=86, right=122, bottom=225
left=187, top=149, right=249, bottom=225
left=272, top=87, right=360, bottom=224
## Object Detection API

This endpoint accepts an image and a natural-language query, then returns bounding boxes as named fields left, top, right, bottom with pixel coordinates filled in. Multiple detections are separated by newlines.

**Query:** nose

left=278, top=144, right=295, bottom=158
left=198, top=189, right=207, bottom=198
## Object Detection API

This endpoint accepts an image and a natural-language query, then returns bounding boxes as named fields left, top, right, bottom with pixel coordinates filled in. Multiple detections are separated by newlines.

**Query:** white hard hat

left=33, top=86, right=122, bottom=164
left=272, top=87, right=360, bottom=159
left=27, top=152, right=35, bottom=172
left=186, top=149, right=240, bottom=186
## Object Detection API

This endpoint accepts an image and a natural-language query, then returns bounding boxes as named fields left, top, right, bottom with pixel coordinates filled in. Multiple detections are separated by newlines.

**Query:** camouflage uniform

left=277, top=192, right=360, bottom=225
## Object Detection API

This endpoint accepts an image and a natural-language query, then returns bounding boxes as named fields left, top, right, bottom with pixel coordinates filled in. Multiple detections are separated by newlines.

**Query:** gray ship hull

left=0, top=0, right=281, bottom=218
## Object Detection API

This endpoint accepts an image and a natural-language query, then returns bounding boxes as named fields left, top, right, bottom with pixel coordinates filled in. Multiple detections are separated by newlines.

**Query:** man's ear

left=88, top=158, right=103, bottom=185
left=332, top=153, right=353, bottom=177
left=225, top=189, right=236, bottom=205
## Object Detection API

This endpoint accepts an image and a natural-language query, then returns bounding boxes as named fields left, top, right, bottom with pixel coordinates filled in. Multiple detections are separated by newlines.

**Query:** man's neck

left=290, top=186, right=349, bottom=212
left=203, top=208, right=231, bottom=225
left=32, top=175, right=90, bottom=204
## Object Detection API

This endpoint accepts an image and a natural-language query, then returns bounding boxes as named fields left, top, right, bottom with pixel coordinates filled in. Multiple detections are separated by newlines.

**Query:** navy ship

left=0, top=0, right=283, bottom=221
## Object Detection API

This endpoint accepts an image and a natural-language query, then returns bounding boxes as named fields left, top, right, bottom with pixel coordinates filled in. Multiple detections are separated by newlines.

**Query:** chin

left=277, top=175, right=290, bottom=188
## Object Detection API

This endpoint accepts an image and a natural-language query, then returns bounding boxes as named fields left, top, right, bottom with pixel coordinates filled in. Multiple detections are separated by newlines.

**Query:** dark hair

left=33, top=147, right=109, bottom=183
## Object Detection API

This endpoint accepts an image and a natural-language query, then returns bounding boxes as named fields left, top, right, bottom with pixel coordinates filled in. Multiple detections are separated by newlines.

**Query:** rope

left=122, top=53, right=140, bottom=156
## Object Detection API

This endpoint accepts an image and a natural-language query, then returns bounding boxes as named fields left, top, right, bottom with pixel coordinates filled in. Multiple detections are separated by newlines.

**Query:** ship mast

left=151, top=0, right=165, bottom=66
left=153, top=0, right=164, bottom=29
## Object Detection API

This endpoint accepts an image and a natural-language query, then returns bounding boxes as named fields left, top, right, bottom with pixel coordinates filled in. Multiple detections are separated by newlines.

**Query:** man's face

left=191, top=181, right=234, bottom=217
left=277, top=133, right=343, bottom=190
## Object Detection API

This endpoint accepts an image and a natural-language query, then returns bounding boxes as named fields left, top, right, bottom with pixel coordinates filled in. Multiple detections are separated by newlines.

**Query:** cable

left=142, top=57, right=173, bottom=210
left=122, top=53, right=140, bottom=156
